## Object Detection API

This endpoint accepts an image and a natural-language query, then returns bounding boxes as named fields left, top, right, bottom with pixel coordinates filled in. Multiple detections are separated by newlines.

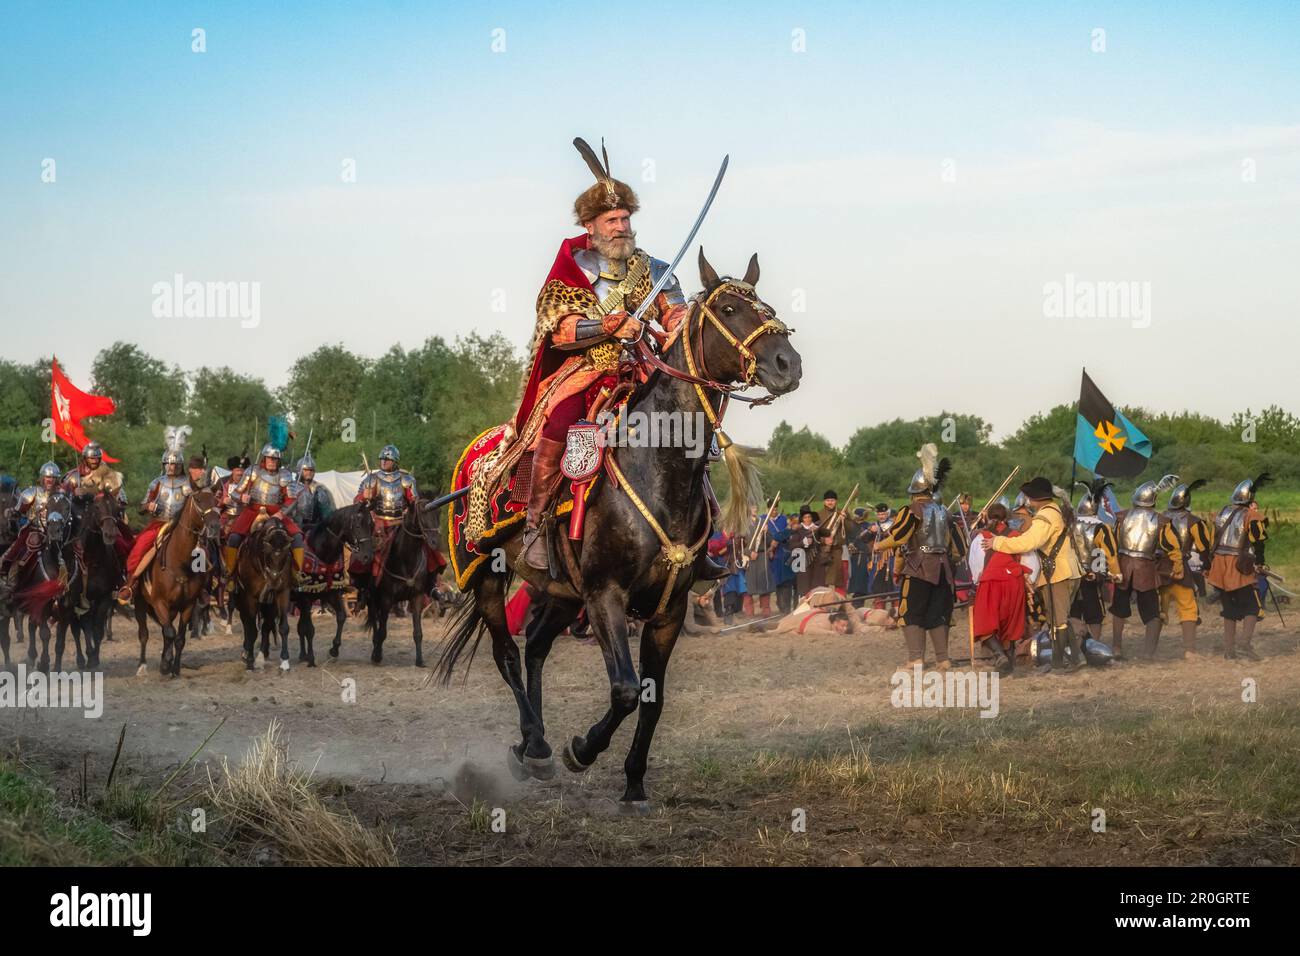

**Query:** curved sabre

left=630, top=154, right=729, bottom=325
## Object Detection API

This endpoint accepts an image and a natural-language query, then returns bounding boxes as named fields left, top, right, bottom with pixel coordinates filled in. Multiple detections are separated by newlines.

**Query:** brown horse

left=436, top=251, right=802, bottom=806
left=233, top=514, right=294, bottom=671
left=134, top=490, right=221, bottom=678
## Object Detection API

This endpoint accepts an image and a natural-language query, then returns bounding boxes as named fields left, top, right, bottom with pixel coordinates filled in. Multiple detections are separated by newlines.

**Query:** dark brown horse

left=436, top=251, right=801, bottom=806
left=362, top=491, right=444, bottom=667
left=293, top=503, right=374, bottom=665
left=61, top=492, right=128, bottom=669
left=233, top=514, right=295, bottom=671
left=134, top=489, right=221, bottom=678
left=0, top=487, right=21, bottom=668
left=8, top=499, right=75, bottom=673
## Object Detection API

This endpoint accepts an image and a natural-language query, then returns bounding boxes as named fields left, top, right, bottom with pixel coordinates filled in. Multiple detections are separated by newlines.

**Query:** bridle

left=181, top=495, right=221, bottom=541
left=634, top=279, right=792, bottom=416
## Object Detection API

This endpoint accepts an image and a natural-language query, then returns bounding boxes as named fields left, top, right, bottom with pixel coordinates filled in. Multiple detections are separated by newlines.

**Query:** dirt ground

left=3, top=602, right=1298, bottom=866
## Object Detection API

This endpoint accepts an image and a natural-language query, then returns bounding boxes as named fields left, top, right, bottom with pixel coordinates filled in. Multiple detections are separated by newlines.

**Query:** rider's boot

left=522, top=437, right=566, bottom=573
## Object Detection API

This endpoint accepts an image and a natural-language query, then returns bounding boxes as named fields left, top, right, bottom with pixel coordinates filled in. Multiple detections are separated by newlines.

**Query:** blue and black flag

left=1073, top=369, right=1151, bottom=478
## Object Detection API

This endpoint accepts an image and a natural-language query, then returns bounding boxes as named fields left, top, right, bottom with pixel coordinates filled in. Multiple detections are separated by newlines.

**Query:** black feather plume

left=573, top=137, right=610, bottom=184
left=934, top=457, right=952, bottom=490
left=1253, top=472, right=1272, bottom=493
left=1186, top=478, right=1208, bottom=493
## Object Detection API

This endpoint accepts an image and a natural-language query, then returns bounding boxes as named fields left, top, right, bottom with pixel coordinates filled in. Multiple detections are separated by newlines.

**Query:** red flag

left=51, top=358, right=118, bottom=462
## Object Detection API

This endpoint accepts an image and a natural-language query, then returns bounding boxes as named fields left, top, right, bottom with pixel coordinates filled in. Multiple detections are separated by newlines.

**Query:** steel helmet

left=379, top=444, right=400, bottom=463
left=297, top=452, right=316, bottom=472
left=38, top=461, right=61, bottom=482
left=1132, top=481, right=1158, bottom=508
left=81, top=441, right=103, bottom=463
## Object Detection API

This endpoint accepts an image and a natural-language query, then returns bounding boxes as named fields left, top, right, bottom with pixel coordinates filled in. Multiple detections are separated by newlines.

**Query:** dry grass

left=205, top=720, right=396, bottom=866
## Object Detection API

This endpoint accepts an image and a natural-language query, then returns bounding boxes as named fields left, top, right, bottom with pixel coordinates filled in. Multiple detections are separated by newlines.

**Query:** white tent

left=312, top=470, right=366, bottom=505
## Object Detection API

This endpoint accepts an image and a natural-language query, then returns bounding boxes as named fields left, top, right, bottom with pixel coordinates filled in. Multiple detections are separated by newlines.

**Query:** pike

left=425, top=153, right=732, bottom=513
left=745, top=491, right=781, bottom=556
left=975, top=465, right=1022, bottom=525
left=824, top=483, right=860, bottom=537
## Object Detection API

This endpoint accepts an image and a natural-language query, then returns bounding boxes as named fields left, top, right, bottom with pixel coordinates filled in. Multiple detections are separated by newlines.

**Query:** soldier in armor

left=123, top=448, right=195, bottom=592
left=513, top=138, right=691, bottom=574
left=986, top=476, right=1084, bottom=674
left=873, top=447, right=967, bottom=670
left=223, top=444, right=304, bottom=574
left=63, top=441, right=127, bottom=504
left=353, top=444, right=418, bottom=575
left=1067, top=478, right=1121, bottom=649
left=1108, top=479, right=1185, bottom=661
left=213, top=455, right=250, bottom=532
left=287, top=452, right=335, bottom=535
left=0, top=461, right=70, bottom=578
left=1207, top=474, right=1270, bottom=661
left=1161, top=479, right=1213, bottom=658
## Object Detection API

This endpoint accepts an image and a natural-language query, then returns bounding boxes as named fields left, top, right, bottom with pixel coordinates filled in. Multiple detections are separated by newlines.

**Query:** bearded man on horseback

left=222, top=444, right=303, bottom=575
left=511, top=138, right=697, bottom=573
left=1, top=462, right=69, bottom=580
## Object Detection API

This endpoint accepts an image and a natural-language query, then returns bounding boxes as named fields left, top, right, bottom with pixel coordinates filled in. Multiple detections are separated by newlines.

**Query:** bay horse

left=134, top=489, right=221, bottom=678
left=292, top=503, right=374, bottom=666
left=233, top=514, right=295, bottom=671
left=363, top=491, right=445, bottom=667
left=436, top=251, right=801, bottom=806
left=61, top=492, right=128, bottom=669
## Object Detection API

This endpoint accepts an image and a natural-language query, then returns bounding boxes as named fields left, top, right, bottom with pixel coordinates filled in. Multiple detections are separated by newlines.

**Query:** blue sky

left=2, top=1, right=1297, bottom=446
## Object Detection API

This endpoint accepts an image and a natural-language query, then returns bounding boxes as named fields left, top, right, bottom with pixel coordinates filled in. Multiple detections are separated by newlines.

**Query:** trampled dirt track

left=3, top=605, right=1299, bottom=865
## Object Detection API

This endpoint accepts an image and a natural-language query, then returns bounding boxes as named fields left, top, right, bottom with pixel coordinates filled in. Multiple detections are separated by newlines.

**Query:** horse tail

left=433, top=588, right=485, bottom=687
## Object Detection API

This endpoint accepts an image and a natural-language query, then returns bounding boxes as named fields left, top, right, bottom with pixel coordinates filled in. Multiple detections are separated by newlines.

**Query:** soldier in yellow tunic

left=1159, top=479, right=1214, bottom=658
left=986, top=477, right=1085, bottom=674
left=873, top=445, right=966, bottom=669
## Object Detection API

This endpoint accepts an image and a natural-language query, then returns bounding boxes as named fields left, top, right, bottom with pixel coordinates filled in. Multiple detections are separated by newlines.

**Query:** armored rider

left=222, top=444, right=304, bottom=574
left=0, top=461, right=70, bottom=579
left=122, top=446, right=194, bottom=595
left=354, top=444, right=417, bottom=552
left=287, top=452, right=335, bottom=535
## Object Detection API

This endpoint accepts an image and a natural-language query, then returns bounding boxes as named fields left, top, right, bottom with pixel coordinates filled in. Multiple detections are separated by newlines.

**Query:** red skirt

left=971, top=572, right=1026, bottom=643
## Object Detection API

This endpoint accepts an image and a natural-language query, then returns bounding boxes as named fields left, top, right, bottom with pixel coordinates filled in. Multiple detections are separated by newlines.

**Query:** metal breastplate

left=293, top=482, right=319, bottom=523
left=372, top=472, right=408, bottom=518
left=914, top=502, right=949, bottom=554
left=153, top=476, right=191, bottom=520
left=1164, top=508, right=1193, bottom=554
left=1072, top=517, right=1098, bottom=565
left=27, top=488, right=54, bottom=529
left=1118, top=507, right=1160, bottom=558
left=246, top=466, right=287, bottom=506
left=1214, top=505, right=1247, bottom=555
left=219, top=479, right=242, bottom=516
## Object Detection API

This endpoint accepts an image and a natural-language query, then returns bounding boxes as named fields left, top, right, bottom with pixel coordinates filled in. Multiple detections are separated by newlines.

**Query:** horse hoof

left=562, top=738, right=591, bottom=774
left=279, top=659, right=290, bottom=672
left=506, top=747, right=529, bottom=782
left=328, top=647, right=339, bottom=659
left=524, top=754, right=556, bottom=781
left=414, top=658, right=425, bottom=668
left=135, top=663, right=148, bottom=677
left=618, top=799, right=652, bottom=816
left=307, top=658, right=316, bottom=668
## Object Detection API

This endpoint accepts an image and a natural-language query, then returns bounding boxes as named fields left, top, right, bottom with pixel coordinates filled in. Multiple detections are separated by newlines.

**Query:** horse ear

left=698, top=247, right=721, bottom=293
left=743, top=253, right=760, bottom=287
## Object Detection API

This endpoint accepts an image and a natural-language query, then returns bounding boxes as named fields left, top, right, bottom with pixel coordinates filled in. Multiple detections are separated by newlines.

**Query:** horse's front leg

left=277, top=597, right=290, bottom=671
left=621, top=595, right=687, bottom=807
left=370, top=592, right=387, bottom=665
left=328, top=591, right=345, bottom=661
left=173, top=603, right=196, bottom=678
left=296, top=596, right=313, bottom=663
left=36, top=618, right=52, bottom=673
left=564, top=585, right=639, bottom=774
left=0, top=614, right=10, bottom=669
left=410, top=594, right=425, bottom=668
left=134, top=596, right=150, bottom=675
left=238, top=602, right=259, bottom=670
left=54, top=616, right=68, bottom=671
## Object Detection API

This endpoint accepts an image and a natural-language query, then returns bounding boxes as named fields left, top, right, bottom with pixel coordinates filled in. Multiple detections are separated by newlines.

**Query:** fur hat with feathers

left=573, top=137, right=639, bottom=225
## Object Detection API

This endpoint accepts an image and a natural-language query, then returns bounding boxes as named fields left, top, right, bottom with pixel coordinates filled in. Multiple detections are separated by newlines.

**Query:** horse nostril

left=775, top=353, right=789, bottom=374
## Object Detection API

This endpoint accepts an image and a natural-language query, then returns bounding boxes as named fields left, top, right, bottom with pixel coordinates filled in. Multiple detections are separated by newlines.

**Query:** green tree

left=90, top=342, right=187, bottom=427
left=283, top=344, right=370, bottom=437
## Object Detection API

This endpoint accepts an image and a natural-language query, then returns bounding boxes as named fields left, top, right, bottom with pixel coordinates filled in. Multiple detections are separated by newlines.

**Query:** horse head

left=413, top=492, right=443, bottom=549
left=184, top=490, right=222, bottom=545
left=81, top=492, right=121, bottom=546
left=690, top=249, right=802, bottom=396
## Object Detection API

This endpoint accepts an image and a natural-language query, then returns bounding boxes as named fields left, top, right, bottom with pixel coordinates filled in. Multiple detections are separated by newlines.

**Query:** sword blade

left=630, top=154, right=729, bottom=324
